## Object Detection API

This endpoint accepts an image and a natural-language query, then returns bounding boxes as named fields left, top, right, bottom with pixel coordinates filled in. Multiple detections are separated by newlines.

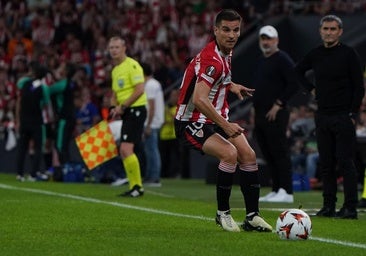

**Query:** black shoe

left=316, top=206, right=336, bottom=217
left=357, top=198, right=366, bottom=208
left=335, top=207, right=357, bottom=219
left=242, top=213, right=272, bottom=232
left=118, top=185, right=144, bottom=198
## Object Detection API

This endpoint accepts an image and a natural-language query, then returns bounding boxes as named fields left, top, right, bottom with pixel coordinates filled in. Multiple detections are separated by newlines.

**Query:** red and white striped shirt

left=175, top=41, right=232, bottom=124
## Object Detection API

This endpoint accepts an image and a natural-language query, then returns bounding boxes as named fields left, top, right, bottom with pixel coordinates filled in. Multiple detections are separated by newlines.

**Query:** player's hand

left=223, top=122, right=245, bottom=138
left=230, top=82, right=255, bottom=100
left=266, top=104, right=281, bottom=121
left=108, top=106, right=117, bottom=120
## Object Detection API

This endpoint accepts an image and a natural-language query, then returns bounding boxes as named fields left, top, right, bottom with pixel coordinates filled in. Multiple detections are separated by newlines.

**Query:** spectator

left=7, top=29, right=33, bottom=60
left=159, top=88, right=181, bottom=178
left=31, top=14, right=55, bottom=47
left=0, top=17, right=11, bottom=50
left=141, top=62, right=165, bottom=187
left=75, top=86, right=101, bottom=135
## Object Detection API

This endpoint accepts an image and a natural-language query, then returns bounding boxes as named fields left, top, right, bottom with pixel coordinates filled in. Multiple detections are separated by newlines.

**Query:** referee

left=108, top=36, right=147, bottom=197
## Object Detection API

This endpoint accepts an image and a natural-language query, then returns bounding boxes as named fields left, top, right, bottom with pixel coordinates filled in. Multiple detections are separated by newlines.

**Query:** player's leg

left=202, top=133, right=240, bottom=232
left=229, top=134, right=272, bottom=232
left=119, top=107, right=146, bottom=197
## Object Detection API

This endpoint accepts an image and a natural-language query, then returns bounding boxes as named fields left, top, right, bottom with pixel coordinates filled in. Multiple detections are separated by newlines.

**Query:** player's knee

left=238, top=148, right=256, bottom=164
left=247, top=149, right=256, bottom=162
left=221, top=146, right=238, bottom=163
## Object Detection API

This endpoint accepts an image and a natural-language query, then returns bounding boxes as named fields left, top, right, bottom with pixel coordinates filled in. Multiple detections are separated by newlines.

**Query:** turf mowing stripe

left=1, top=183, right=366, bottom=250
left=0, top=183, right=210, bottom=221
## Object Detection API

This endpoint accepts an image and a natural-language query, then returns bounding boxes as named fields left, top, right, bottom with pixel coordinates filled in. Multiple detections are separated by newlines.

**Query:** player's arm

left=145, top=97, right=155, bottom=136
left=192, top=81, right=243, bottom=138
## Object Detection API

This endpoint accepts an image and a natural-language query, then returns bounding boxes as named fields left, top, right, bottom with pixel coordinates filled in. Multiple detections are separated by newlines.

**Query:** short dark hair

left=320, top=15, right=343, bottom=29
left=29, top=61, right=48, bottom=79
left=215, top=9, right=242, bottom=26
left=141, top=62, right=153, bottom=76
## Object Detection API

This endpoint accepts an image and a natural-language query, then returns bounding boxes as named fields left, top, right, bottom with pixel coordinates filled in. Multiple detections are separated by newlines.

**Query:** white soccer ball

left=275, top=209, right=312, bottom=240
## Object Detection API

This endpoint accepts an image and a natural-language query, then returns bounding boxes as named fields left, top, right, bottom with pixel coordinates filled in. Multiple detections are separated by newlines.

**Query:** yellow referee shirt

left=111, top=57, right=147, bottom=107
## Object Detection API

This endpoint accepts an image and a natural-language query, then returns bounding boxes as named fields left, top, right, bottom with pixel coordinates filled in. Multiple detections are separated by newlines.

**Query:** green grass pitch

left=0, top=173, right=365, bottom=256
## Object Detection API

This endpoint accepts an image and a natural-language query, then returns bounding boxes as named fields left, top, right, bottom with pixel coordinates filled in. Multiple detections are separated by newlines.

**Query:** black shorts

left=174, top=120, right=228, bottom=152
left=120, top=106, right=147, bottom=144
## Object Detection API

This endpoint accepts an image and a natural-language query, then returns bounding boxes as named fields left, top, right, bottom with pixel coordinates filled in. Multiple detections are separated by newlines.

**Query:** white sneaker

left=27, top=175, right=37, bottom=182
left=215, top=210, right=240, bottom=232
left=259, top=191, right=277, bottom=202
left=16, top=175, right=25, bottom=182
left=144, top=180, right=162, bottom=187
left=111, top=178, right=129, bottom=186
left=266, top=188, right=294, bottom=203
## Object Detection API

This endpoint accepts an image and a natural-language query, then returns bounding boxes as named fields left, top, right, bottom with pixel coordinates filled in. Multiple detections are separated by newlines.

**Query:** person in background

left=159, top=89, right=181, bottom=178
left=295, top=15, right=365, bottom=219
left=74, top=86, right=101, bottom=135
left=251, top=25, right=299, bottom=203
left=141, top=62, right=165, bottom=187
left=174, top=9, right=272, bottom=233
left=48, top=62, right=78, bottom=179
left=15, top=61, right=50, bottom=181
left=108, top=36, right=147, bottom=197
left=358, top=170, right=366, bottom=208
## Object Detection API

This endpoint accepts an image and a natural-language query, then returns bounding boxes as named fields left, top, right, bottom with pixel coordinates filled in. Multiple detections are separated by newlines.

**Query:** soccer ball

left=275, top=209, right=312, bottom=240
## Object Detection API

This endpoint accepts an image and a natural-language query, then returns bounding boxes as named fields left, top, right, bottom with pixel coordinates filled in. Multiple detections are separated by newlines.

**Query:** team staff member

left=108, top=36, right=147, bottom=197
left=48, top=62, right=77, bottom=172
left=175, top=9, right=272, bottom=232
left=252, top=25, right=299, bottom=203
left=295, top=15, right=364, bottom=219
left=16, top=61, right=50, bottom=181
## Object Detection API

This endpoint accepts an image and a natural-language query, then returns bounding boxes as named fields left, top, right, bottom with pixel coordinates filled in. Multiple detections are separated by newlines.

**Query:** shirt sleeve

left=48, top=79, right=67, bottom=94
left=196, top=57, right=223, bottom=87
left=295, top=50, right=316, bottom=92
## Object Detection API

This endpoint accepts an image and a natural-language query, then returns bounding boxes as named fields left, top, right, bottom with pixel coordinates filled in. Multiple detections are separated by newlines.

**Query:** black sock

left=44, top=153, right=52, bottom=170
left=216, top=169, right=234, bottom=211
left=239, top=171, right=260, bottom=216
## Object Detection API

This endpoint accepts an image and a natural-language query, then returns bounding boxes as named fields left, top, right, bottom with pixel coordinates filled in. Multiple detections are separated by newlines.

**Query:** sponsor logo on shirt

left=205, top=66, right=216, bottom=77
left=118, top=79, right=124, bottom=88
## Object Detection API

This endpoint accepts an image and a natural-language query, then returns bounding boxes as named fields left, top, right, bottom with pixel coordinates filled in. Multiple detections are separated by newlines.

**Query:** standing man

left=141, top=62, right=165, bottom=187
left=295, top=15, right=364, bottom=219
left=108, top=36, right=147, bottom=197
left=251, top=25, right=299, bottom=203
left=174, top=9, right=272, bottom=232
left=48, top=62, right=78, bottom=176
left=15, top=61, right=50, bottom=181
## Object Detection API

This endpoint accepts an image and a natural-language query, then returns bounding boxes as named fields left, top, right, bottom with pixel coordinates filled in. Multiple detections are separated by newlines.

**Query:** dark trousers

left=16, top=123, right=43, bottom=177
left=254, top=109, right=293, bottom=193
left=55, top=118, right=75, bottom=165
left=159, top=138, right=180, bottom=178
left=315, top=113, right=358, bottom=209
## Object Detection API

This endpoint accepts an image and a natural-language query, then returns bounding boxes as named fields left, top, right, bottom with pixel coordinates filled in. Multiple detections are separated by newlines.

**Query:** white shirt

left=145, top=77, right=165, bottom=129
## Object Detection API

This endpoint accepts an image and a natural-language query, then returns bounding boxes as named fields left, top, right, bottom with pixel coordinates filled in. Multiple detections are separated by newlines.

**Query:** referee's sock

left=122, top=153, right=143, bottom=189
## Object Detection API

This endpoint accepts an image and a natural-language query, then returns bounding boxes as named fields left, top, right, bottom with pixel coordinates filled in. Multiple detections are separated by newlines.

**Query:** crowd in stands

left=0, top=0, right=365, bottom=184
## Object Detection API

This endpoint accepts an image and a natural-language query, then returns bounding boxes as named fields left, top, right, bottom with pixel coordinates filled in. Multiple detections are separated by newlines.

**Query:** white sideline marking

left=0, top=184, right=210, bottom=221
left=1, top=183, right=365, bottom=250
